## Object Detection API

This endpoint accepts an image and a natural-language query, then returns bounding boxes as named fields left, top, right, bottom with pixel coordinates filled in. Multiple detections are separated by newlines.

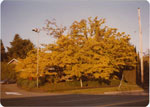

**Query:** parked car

left=0, top=79, right=16, bottom=84
left=0, top=80, right=8, bottom=84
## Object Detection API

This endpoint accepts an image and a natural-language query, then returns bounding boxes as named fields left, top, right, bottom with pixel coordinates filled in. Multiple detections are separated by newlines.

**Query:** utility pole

left=32, top=28, right=40, bottom=88
left=138, top=8, right=144, bottom=84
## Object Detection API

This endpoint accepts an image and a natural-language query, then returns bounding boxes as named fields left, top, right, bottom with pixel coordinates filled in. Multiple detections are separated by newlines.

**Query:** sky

left=1, top=0, right=149, bottom=52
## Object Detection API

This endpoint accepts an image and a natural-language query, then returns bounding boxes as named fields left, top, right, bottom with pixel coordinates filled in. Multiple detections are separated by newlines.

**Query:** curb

left=104, top=90, right=145, bottom=94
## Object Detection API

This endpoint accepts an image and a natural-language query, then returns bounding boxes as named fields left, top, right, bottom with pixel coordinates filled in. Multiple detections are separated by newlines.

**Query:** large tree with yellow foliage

left=15, top=49, right=57, bottom=79
left=16, top=17, right=136, bottom=87
left=42, top=17, right=136, bottom=87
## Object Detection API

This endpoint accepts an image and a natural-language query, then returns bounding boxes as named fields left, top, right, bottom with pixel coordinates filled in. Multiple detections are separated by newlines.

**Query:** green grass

left=61, top=83, right=143, bottom=94
left=29, top=81, right=143, bottom=94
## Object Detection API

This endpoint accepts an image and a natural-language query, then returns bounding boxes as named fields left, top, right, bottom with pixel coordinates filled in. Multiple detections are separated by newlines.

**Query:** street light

left=32, top=28, right=40, bottom=88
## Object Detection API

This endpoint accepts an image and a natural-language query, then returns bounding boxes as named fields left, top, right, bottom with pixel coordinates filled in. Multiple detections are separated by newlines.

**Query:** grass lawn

left=61, top=84, right=143, bottom=94
left=30, top=81, right=143, bottom=94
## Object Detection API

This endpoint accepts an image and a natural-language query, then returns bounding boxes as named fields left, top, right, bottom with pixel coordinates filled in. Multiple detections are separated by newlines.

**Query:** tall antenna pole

left=138, top=8, right=144, bottom=84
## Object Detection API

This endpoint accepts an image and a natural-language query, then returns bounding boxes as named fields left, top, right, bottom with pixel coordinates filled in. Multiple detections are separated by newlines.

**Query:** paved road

left=1, top=84, right=149, bottom=106
left=1, top=94, right=149, bottom=106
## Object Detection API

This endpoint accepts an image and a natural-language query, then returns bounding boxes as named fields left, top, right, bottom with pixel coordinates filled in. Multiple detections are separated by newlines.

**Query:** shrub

left=83, top=81, right=100, bottom=87
left=41, top=80, right=121, bottom=92
left=1, top=62, right=16, bottom=83
left=40, top=81, right=81, bottom=92
left=17, top=78, right=23, bottom=86
left=28, top=81, right=37, bottom=89
left=110, top=79, right=120, bottom=86
left=17, top=78, right=36, bottom=89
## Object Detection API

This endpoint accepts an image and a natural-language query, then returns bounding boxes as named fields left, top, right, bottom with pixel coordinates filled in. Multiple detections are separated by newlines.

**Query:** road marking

left=99, top=99, right=148, bottom=107
left=5, top=92, right=22, bottom=95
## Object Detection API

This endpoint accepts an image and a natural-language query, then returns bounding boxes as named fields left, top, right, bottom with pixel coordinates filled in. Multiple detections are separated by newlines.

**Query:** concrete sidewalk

left=104, top=90, right=148, bottom=95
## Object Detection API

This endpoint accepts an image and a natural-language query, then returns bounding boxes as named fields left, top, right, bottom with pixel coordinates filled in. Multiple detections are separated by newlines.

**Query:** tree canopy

left=16, top=17, right=137, bottom=87
left=1, top=39, right=7, bottom=61
left=7, top=34, right=34, bottom=60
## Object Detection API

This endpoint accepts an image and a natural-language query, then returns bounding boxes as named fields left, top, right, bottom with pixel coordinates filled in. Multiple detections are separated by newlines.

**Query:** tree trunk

left=119, top=73, right=124, bottom=89
left=80, top=78, right=83, bottom=88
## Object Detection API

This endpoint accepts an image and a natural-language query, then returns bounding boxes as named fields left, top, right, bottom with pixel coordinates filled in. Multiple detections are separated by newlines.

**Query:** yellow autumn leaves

left=15, top=17, right=136, bottom=83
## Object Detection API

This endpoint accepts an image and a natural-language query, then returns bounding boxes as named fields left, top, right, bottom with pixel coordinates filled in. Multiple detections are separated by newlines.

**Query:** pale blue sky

left=1, top=0, right=149, bottom=52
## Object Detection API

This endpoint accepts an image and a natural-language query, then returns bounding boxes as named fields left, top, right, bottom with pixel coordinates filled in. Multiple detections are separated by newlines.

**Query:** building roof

left=7, top=58, right=19, bottom=65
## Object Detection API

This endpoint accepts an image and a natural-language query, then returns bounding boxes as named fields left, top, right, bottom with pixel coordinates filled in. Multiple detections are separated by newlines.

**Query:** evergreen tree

left=1, top=39, right=7, bottom=61
left=7, top=34, right=34, bottom=59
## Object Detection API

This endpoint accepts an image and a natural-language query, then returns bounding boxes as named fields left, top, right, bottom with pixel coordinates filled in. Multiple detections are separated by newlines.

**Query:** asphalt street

left=1, top=94, right=149, bottom=106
